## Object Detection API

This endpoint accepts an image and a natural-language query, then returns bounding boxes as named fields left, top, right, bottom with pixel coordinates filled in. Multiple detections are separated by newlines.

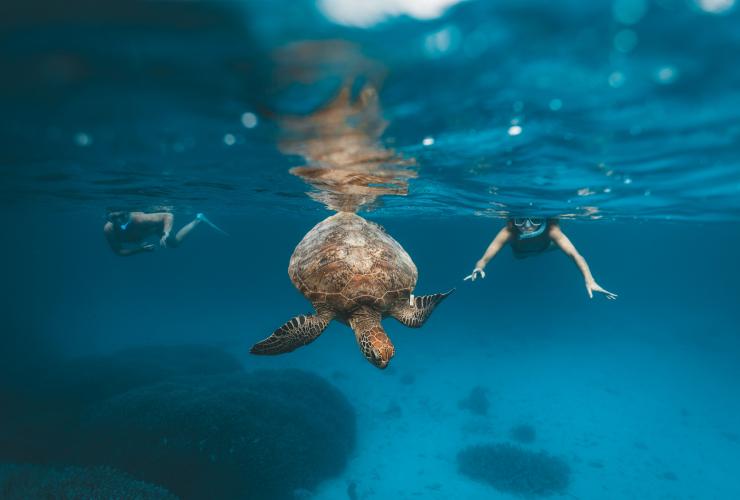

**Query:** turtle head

left=365, top=332, right=395, bottom=369
left=349, top=308, right=396, bottom=369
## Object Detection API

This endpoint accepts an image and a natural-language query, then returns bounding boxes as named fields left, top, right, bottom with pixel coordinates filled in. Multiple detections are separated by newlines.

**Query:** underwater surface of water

left=1, top=1, right=740, bottom=499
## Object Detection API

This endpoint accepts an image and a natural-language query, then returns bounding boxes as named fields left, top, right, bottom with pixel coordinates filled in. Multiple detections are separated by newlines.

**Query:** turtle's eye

left=371, top=347, right=382, bottom=361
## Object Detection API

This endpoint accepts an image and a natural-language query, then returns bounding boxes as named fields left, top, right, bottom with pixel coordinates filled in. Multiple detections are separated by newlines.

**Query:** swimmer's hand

left=586, top=281, right=617, bottom=300
left=160, top=232, right=170, bottom=247
left=464, top=268, right=485, bottom=282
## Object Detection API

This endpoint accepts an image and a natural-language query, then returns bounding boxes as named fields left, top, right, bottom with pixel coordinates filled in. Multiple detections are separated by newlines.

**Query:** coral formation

left=0, top=344, right=244, bottom=464
left=0, top=345, right=355, bottom=500
left=458, top=386, right=489, bottom=416
left=0, top=463, right=176, bottom=500
left=457, top=443, right=570, bottom=496
left=77, top=370, right=356, bottom=500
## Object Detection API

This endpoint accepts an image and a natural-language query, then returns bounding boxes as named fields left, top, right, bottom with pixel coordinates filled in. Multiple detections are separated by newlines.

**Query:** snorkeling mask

left=108, top=212, right=131, bottom=231
left=513, top=217, right=546, bottom=239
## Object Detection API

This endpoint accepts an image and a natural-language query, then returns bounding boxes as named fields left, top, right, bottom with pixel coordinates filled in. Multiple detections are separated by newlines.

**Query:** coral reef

left=509, top=424, right=537, bottom=444
left=0, top=463, right=176, bottom=500
left=458, top=386, right=489, bottom=416
left=384, top=401, right=402, bottom=418
left=0, top=345, right=355, bottom=500
left=76, top=370, right=356, bottom=500
left=457, top=443, right=570, bottom=496
left=0, top=344, right=244, bottom=464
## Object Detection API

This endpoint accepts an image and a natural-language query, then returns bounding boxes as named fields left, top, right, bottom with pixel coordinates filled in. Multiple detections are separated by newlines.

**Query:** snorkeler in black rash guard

left=104, top=211, right=227, bottom=257
left=464, top=218, right=617, bottom=300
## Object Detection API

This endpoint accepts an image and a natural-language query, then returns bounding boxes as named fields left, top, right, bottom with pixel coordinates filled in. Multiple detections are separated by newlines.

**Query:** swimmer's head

left=107, top=211, right=131, bottom=230
left=511, top=217, right=546, bottom=239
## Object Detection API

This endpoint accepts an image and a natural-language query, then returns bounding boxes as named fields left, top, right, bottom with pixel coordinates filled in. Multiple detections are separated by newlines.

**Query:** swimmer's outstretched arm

left=464, top=226, right=513, bottom=281
left=548, top=222, right=617, bottom=300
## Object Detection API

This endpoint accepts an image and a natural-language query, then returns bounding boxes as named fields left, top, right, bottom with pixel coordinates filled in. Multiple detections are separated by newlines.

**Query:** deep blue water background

left=1, top=0, right=740, bottom=498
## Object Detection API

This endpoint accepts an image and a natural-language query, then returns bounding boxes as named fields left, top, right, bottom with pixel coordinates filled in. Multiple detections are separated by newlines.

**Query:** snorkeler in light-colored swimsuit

left=104, top=211, right=227, bottom=257
left=464, top=217, right=617, bottom=299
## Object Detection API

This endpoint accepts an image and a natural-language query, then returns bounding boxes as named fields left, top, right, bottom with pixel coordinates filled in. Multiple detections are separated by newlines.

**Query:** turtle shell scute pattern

left=289, top=212, right=417, bottom=313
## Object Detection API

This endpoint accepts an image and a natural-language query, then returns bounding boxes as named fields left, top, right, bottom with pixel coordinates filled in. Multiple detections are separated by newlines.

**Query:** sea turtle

left=250, top=212, right=452, bottom=369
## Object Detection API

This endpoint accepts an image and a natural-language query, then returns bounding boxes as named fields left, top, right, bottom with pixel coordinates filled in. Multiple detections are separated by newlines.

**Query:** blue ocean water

left=1, top=0, right=739, bottom=499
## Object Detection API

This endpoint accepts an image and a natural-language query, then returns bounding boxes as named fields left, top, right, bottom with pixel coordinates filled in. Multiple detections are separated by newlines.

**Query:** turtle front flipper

left=348, top=307, right=395, bottom=369
left=391, top=289, right=454, bottom=328
left=251, top=310, right=333, bottom=355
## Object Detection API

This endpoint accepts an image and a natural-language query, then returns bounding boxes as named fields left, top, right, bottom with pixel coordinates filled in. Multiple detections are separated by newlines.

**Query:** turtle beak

left=370, top=345, right=393, bottom=369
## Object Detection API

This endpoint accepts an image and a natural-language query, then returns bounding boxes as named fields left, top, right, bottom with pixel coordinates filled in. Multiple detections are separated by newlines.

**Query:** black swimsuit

left=510, top=228, right=553, bottom=259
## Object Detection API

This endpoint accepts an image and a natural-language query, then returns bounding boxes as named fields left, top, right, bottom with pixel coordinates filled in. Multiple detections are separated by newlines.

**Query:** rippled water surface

left=2, top=0, right=739, bottom=220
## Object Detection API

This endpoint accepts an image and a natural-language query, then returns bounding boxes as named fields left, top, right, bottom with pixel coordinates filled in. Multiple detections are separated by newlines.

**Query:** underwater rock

left=458, top=386, right=489, bottom=416
left=383, top=401, right=402, bottom=418
left=509, top=423, right=537, bottom=444
left=0, top=344, right=243, bottom=464
left=77, top=370, right=356, bottom=500
left=457, top=443, right=570, bottom=497
left=347, top=480, right=358, bottom=500
left=0, top=463, right=176, bottom=500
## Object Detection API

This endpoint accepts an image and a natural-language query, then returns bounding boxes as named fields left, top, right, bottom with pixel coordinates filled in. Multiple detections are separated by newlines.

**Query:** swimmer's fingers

left=142, top=243, right=155, bottom=252
left=590, top=282, right=617, bottom=300
left=464, top=268, right=485, bottom=282
left=159, top=234, right=169, bottom=247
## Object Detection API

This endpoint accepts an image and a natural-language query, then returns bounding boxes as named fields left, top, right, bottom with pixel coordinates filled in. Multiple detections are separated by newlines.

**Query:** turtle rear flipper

left=251, top=312, right=333, bottom=355
left=391, top=289, right=454, bottom=328
left=349, top=307, right=394, bottom=369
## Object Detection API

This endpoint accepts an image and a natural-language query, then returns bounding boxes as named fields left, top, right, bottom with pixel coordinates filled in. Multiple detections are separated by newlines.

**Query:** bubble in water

left=614, top=29, right=638, bottom=53
left=549, top=99, right=563, bottom=111
left=74, top=132, right=92, bottom=147
left=223, top=133, right=236, bottom=146
left=608, top=71, right=626, bottom=88
left=655, top=66, right=677, bottom=84
left=507, top=125, right=522, bottom=136
left=425, top=26, right=460, bottom=57
left=241, top=112, right=258, bottom=129
left=422, top=136, right=435, bottom=146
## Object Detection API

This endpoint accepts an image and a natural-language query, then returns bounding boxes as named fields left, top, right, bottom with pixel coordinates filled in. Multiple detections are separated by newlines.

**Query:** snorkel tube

left=513, top=218, right=547, bottom=240
left=107, top=211, right=132, bottom=232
